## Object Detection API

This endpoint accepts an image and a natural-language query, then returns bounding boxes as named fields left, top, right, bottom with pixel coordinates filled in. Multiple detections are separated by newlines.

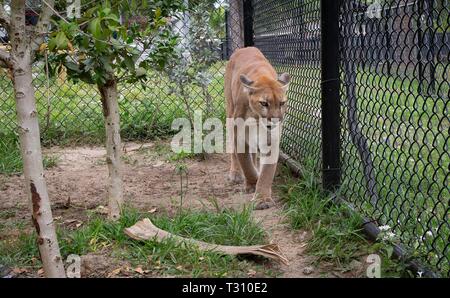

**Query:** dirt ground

left=0, top=141, right=367, bottom=278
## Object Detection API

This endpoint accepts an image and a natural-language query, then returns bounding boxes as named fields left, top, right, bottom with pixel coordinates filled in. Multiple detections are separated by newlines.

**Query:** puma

left=225, top=47, right=291, bottom=209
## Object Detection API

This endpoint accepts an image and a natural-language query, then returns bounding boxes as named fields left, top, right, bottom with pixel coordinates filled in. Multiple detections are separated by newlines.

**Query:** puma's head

left=240, top=73, right=291, bottom=125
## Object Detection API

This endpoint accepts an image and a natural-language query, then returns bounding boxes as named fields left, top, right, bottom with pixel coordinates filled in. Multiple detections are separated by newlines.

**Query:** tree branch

left=30, top=0, right=55, bottom=52
left=0, top=47, right=10, bottom=67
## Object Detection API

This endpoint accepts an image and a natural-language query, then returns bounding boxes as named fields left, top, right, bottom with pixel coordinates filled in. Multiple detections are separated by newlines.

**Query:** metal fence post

left=321, top=0, right=341, bottom=190
left=228, top=0, right=245, bottom=52
left=243, top=0, right=254, bottom=47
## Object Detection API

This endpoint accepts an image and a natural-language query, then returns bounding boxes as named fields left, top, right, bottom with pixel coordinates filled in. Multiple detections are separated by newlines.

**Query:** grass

left=0, top=134, right=59, bottom=175
left=277, top=159, right=414, bottom=277
left=0, top=205, right=275, bottom=277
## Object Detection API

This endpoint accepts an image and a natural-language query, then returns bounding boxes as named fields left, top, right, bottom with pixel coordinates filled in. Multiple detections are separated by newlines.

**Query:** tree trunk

left=98, top=79, right=123, bottom=220
left=8, top=0, right=65, bottom=278
left=202, top=85, right=213, bottom=118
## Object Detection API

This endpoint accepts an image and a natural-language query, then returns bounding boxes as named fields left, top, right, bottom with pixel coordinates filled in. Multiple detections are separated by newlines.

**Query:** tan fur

left=225, top=47, right=290, bottom=210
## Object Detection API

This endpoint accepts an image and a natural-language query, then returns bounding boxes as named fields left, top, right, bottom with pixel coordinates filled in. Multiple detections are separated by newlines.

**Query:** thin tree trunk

left=98, top=79, right=123, bottom=220
left=9, top=0, right=65, bottom=277
left=202, top=85, right=213, bottom=118
left=179, top=85, right=194, bottom=126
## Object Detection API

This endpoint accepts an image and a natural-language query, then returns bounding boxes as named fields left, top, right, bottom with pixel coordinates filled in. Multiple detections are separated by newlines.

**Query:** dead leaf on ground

left=95, top=205, right=109, bottom=215
left=63, top=219, right=83, bottom=228
left=12, top=268, right=29, bottom=275
left=107, top=267, right=122, bottom=277
left=148, top=208, right=157, bottom=214
left=247, top=269, right=257, bottom=277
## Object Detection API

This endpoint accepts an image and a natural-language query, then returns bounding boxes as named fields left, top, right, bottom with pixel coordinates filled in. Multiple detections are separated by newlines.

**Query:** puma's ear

left=278, top=73, right=291, bottom=90
left=240, top=74, right=258, bottom=94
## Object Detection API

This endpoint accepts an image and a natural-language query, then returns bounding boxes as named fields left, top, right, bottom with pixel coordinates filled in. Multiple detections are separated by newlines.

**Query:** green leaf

left=111, top=39, right=124, bottom=50
left=135, top=67, right=146, bottom=77
left=48, top=36, right=58, bottom=51
left=94, top=40, right=108, bottom=52
left=155, top=7, right=162, bottom=19
left=78, top=71, right=95, bottom=84
left=385, top=246, right=394, bottom=259
left=65, top=61, right=80, bottom=73
left=89, top=18, right=103, bottom=39
left=54, top=32, right=69, bottom=50
left=100, top=56, right=114, bottom=73
left=80, top=36, right=90, bottom=50
left=123, top=56, right=135, bottom=71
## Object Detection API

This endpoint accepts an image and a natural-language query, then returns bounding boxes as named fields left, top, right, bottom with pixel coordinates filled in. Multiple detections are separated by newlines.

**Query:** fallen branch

left=124, top=218, right=289, bottom=265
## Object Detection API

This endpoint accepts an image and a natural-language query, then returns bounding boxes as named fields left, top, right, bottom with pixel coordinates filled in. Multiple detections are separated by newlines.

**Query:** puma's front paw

left=251, top=193, right=275, bottom=210
left=228, top=171, right=244, bottom=184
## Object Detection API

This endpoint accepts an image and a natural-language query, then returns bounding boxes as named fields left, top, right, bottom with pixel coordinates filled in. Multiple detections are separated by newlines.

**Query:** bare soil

left=0, top=141, right=367, bottom=278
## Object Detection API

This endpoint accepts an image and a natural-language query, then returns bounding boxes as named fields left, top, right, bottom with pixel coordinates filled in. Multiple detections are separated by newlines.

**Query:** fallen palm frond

left=124, top=218, right=289, bottom=265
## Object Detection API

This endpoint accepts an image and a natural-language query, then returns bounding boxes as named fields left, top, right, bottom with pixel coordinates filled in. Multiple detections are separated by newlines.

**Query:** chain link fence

left=339, top=0, right=449, bottom=277
left=250, top=0, right=448, bottom=276
left=0, top=0, right=448, bottom=276
left=0, top=1, right=229, bottom=144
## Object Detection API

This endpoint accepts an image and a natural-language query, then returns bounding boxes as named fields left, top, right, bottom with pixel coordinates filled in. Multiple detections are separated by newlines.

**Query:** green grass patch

left=278, top=161, right=369, bottom=266
left=0, top=133, right=60, bottom=175
left=0, top=206, right=274, bottom=277
left=277, top=160, right=412, bottom=277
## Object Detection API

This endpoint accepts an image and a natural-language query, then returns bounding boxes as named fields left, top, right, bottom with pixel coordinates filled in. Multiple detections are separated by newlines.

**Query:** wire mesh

left=339, top=0, right=449, bottom=276
left=253, top=0, right=322, bottom=164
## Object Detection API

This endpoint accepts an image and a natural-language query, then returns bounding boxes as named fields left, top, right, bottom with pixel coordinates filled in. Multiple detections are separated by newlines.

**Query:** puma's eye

left=280, top=101, right=287, bottom=106
left=260, top=101, right=269, bottom=107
